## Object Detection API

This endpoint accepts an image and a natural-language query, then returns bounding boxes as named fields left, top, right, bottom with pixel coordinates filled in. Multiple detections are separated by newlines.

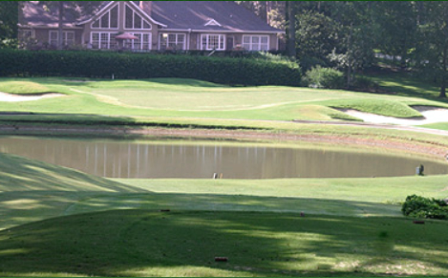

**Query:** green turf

left=1, top=210, right=448, bottom=277
left=2, top=75, right=448, bottom=276
left=0, top=80, right=56, bottom=95
left=0, top=77, right=447, bottom=123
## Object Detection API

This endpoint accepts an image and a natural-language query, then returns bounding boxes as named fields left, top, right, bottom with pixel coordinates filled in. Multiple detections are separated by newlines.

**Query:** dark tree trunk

left=440, top=47, right=447, bottom=98
left=287, top=1, right=296, bottom=58
left=400, top=37, right=408, bottom=70
left=346, top=25, right=353, bottom=88
left=58, top=1, right=64, bottom=50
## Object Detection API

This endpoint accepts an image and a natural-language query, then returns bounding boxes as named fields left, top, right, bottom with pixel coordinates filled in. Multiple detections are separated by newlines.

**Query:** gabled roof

left=147, top=1, right=283, bottom=33
left=19, top=1, right=283, bottom=34
left=19, top=1, right=106, bottom=28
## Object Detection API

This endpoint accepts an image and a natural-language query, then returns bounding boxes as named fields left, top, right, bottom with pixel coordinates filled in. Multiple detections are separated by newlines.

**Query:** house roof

left=145, top=1, right=283, bottom=33
left=19, top=1, right=106, bottom=28
left=20, top=1, right=283, bottom=33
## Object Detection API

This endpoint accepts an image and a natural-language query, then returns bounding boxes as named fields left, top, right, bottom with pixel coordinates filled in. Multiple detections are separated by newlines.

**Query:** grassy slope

left=1, top=153, right=448, bottom=276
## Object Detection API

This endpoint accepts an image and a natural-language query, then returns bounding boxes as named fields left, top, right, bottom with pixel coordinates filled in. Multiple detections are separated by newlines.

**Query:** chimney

left=139, top=1, right=152, bottom=17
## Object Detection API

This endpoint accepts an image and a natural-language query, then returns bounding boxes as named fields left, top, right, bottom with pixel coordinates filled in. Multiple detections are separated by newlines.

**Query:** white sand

left=0, top=92, right=63, bottom=102
left=342, top=106, right=448, bottom=126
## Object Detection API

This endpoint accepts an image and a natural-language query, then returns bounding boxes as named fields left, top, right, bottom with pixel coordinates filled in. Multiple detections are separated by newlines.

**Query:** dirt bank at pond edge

left=1, top=124, right=447, bottom=160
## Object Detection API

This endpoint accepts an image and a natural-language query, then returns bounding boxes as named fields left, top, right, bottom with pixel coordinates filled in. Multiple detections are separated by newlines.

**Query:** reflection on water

left=0, top=136, right=447, bottom=179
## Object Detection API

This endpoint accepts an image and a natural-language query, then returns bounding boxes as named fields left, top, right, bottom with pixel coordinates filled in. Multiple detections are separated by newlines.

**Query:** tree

left=37, top=1, right=98, bottom=50
left=0, top=1, right=19, bottom=48
left=328, top=2, right=376, bottom=87
left=416, top=2, right=448, bottom=98
left=286, top=1, right=296, bottom=58
left=372, top=2, right=418, bottom=69
left=295, top=10, right=340, bottom=70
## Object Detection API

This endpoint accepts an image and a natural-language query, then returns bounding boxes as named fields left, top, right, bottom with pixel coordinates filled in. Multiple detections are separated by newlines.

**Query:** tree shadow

left=367, top=70, right=448, bottom=104
left=0, top=204, right=447, bottom=276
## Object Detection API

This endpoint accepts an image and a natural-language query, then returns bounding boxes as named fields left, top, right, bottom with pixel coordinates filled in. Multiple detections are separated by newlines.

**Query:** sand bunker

left=342, top=106, right=448, bottom=126
left=0, top=92, right=63, bottom=102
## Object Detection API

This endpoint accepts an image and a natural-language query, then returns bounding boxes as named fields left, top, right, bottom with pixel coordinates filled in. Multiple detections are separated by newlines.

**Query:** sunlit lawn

left=0, top=77, right=447, bottom=123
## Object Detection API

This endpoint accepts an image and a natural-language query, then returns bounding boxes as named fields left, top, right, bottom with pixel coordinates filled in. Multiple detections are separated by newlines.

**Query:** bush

left=402, top=195, right=448, bottom=220
left=302, top=66, right=345, bottom=89
left=0, top=49, right=301, bottom=87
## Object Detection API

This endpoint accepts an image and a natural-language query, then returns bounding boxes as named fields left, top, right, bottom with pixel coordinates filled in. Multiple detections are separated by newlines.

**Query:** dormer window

left=204, top=19, right=221, bottom=27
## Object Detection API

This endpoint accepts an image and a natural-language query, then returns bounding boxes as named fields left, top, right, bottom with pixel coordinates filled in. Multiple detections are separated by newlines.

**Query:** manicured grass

left=2, top=75, right=448, bottom=276
left=1, top=210, right=448, bottom=277
left=2, top=153, right=448, bottom=276
left=0, top=77, right=447, bottom=123
left=0, top=80, right=55, bottom=95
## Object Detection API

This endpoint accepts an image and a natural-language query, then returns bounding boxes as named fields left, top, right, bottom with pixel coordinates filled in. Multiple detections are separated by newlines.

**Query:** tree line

left=238, top=1, right=448, bottom=98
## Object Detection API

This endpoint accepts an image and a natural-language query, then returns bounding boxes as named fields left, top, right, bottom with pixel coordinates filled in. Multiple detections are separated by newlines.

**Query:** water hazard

left=0, top=136, right=447, bottom=179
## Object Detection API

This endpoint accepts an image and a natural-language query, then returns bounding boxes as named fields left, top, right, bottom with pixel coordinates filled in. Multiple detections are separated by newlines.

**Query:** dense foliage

left=402, top=195, right=448, bottom=219
left=0, top=1, right=18, bottom=49
left=0, top=49, right=301, bottom=86
left=302, top=66, right=345, bottom=89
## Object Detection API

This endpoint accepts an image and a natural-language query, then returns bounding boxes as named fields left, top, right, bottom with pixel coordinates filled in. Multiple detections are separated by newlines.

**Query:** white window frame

left=200, top=34, right=225, bottom=51
left=124, top=3, right=152, bottom=30
left=128, top=32, right=152, bottom=51
left=49, top=31, right=75, bottom=46
left=90, top=32, right=117, bottom=50
left=159, top=33, right=186, bottom=51
left=91, top=3, right=119, bottom=30
left=242, top=35, right=270, bottom=51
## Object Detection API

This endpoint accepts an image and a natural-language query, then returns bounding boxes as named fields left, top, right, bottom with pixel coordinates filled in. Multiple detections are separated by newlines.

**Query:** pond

left=0, top=136, right=446, bottom=179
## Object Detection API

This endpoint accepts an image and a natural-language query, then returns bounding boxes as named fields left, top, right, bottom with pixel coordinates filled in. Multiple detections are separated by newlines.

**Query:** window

left=128, top=33, right=152, bottom=51
left=92, top=5, right=118, bottom=29
left=91, top=32, right=117, bottom=50
left=159, top=33, right=185, bottom=50
left=49, top=31, right=75, bottom=46
left=125, top=4, right=151, bottom=30
left=242, top=35, right=269, bottom=51
left=201, top=34, right=225, bottom=51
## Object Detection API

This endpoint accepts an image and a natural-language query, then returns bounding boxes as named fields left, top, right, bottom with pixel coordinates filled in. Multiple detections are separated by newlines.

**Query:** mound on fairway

left=0, top=81, right=55, bottom=95
left=1, top=209, right=448, bottom=277
left=0, top=152, right=143, bottom=193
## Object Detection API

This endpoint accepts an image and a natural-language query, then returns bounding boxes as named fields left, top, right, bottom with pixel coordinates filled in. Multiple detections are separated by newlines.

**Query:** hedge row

left=0, top=50, right=301, bottom=86
left=402, top=195, right=448, bottom=220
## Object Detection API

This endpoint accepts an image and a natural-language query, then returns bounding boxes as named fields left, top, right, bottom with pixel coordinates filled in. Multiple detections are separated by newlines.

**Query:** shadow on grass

left=368, top=70, right=448, bottom=105
left=145, top=78, right=227, bottom=88
left=0, top=209, right=447, bottom=277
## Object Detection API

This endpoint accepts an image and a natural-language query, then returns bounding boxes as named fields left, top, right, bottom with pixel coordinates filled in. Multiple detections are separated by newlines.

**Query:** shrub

left=0, top=49, right=301, bottom=87
left=402, top=195, right=448, bottom=220
left=303, top=66, right=345, bottom=89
